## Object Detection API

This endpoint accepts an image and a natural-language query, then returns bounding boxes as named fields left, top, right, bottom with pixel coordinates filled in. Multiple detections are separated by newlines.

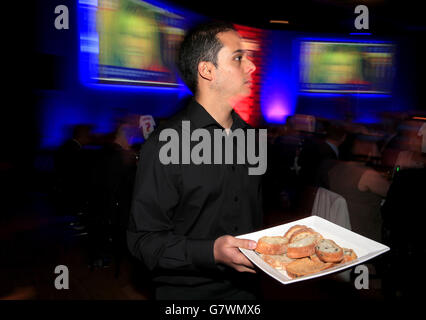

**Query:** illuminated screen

left=299, top=41, right=395, bottom=94
left=79, top=0, right=187, bottom=86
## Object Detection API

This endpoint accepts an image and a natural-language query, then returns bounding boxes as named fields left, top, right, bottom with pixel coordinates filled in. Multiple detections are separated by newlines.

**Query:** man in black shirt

left=127, top=21, right=263, bottom=299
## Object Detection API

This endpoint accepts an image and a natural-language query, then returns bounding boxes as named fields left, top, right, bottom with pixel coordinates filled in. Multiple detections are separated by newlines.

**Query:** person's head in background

left=394, top=119, right=426, bottom=169
left=177, top=21, right=256, bottom=108
left=72, top=124, right=93, bottom=146
left=283, top=116, right=297, bottom=134
left=397, top=120, right=423, bottom=153
left=111, top=118, right=144, bottom=152
left=324, top=123, right=347, bottom=147
left=112, top=124, right=131, bottom=151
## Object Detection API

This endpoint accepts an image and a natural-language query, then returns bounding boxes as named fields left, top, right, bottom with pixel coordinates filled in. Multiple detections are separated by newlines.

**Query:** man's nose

left=246, top=58, right=256, bottom=74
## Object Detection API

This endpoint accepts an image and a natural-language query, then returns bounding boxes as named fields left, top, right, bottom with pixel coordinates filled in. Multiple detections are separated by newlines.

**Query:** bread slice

left=315, top=239, right=344, bottom=263
left=286, top=257, right=334, bottom=278
left=255, top=236, right=289, bottom=255
left=260, top=254, right=294, bottom=270
left=286, top=235, right=317, bottom=258
left=283, top=225, right=307, bottom=240
left=309, top=254, right=324, bottom=264
left=342, top=248, right=358, bottom=263
left=289, top=227, right=322, bottom=243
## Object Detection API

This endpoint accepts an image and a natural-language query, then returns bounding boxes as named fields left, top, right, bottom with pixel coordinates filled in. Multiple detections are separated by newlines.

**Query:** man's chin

left=241, top=87, right=252, bottom=98
left=229, top=91, right=251, bottom=105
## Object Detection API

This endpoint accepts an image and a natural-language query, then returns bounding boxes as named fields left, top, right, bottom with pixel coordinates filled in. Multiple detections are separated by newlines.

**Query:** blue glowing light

left=260, top=33, right=395, bottom=125
left=260, top=32, right=299, bottom=124
left=41, top=0, right=200, bottom=148
left=299, top=37, right=391, bottom=44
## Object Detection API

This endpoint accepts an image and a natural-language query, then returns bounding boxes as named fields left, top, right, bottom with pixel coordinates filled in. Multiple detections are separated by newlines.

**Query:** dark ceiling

left=168, top=0, right=426, bottom=36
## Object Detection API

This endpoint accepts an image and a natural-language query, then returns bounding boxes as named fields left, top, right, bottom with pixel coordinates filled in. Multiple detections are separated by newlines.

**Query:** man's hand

left=213, top=235, right=257, bottom=273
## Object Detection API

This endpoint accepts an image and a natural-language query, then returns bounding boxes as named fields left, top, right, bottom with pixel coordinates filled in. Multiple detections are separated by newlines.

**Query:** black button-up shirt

left=127, top=99, right=263, bottom=299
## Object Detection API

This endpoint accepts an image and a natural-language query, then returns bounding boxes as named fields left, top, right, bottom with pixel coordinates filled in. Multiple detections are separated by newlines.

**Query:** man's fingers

left=234, top=264, right=257, bottom=273
left=214, top=235, right=259, bottom=273
left=232, top=252, right=256, bottom=268
left=231, top=237, right=257, bottom=250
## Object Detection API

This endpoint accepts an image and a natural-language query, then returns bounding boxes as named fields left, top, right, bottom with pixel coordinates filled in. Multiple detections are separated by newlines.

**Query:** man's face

left=213, top=30, right=256, bottom=102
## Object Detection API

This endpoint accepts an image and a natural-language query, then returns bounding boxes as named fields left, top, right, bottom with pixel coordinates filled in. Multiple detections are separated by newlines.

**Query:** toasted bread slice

left=315, top=239, right=344, bottom=263
left=286, top=257, right=334, bottom=278
left=342, top=248, right=358, bottom=263
left=289, top=227, right=322, bottom=243
left=260, top=254, right=294, bottom=270
left=255, top=236, right=289, bottom=255
left=309, top=254, right=323, bottom=264
left=283, top=225, right=307, bottom=240
left=286, top=235, right=317, bottom=259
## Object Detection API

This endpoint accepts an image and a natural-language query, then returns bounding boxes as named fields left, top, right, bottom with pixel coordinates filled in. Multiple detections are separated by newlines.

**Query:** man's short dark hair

left=177, top=21, right=236, bottom=94
left=325, top=123, right=347, bottom=141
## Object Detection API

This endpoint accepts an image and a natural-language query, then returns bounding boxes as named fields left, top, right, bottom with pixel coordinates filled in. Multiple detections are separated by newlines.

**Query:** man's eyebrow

left=232, top=49, right=246, bottom=55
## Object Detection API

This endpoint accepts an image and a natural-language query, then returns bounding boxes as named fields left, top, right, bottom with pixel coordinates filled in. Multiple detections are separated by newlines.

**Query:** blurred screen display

left=79, top=0, right=186, bottom=86
left=299, top=41, right=395, bottom=93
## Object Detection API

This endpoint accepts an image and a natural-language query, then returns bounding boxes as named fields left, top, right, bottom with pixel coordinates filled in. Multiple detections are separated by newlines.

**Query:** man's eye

left=235, top=55, right=242, bottom=61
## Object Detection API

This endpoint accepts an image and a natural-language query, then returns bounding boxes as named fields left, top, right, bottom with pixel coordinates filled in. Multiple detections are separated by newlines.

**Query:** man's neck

left=195, top=93, right=233, bottom=129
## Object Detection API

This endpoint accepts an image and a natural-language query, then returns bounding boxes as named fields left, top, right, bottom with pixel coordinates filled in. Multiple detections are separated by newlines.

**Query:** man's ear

left=198, top=61, right=215, bottom=81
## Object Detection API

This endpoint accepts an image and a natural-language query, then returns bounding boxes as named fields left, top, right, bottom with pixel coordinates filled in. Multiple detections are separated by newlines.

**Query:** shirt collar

left=185, top=98, right=250, bottom=130
left=72, top=138, right=82, bottom=148
left=326, top=140, right=339, bottom=158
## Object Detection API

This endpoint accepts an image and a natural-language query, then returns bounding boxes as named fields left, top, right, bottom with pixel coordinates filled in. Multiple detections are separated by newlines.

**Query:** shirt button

left=231, top=165, right=236, bottom=171
left=234, top=196, right=238, bottom=202
left=234, top=226, right=239, bottom=232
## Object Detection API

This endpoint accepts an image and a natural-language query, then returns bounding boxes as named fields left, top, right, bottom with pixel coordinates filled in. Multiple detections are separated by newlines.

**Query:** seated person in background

left=298, top=122, right=346, bottom=187
left=325, top=135, right=390, bottom=242
left=88, top=123, right=138, bottom=268
left=320, top=137, right=391, bottom=286
left=382, top=119, right=425, bottom=170
left=380, top=154, right=426, bottom=300
left=54, top=124, right=94, bottom=219
left=265, top=124, right=303, bottom=211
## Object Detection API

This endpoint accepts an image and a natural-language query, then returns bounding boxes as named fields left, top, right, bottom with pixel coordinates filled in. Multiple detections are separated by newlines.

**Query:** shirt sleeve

left=127, top=136, right=217, bottom=272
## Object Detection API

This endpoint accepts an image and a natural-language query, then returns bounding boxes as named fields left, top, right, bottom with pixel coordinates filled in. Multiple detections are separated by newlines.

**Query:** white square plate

left=237, top=215, right=390, bottom=284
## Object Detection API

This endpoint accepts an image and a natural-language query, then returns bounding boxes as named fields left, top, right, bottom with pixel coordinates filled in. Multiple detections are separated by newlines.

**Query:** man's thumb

left=234, top=238, right=257, bottom=250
